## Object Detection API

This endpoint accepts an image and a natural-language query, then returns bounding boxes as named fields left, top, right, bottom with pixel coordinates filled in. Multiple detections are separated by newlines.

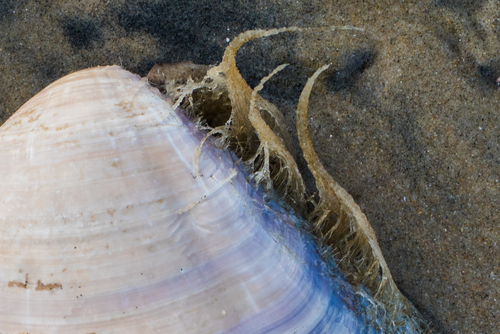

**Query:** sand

left=1, top=0, right=499, bottom=332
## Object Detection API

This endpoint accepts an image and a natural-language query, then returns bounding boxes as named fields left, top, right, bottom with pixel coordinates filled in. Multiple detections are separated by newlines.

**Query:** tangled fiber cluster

left=148, top=27, right=433, bottom=333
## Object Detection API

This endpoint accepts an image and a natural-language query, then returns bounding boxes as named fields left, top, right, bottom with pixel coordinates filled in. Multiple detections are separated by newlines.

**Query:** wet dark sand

left=1, top=1, right=499, bottom=333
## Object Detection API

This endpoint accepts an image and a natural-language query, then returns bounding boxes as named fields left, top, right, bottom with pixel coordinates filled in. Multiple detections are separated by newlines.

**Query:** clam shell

left=0, top=66, right=379, bottom=333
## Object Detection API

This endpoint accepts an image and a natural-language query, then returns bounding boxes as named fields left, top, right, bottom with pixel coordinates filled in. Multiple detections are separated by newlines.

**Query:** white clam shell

left=0, top=66, right=375, bottom=333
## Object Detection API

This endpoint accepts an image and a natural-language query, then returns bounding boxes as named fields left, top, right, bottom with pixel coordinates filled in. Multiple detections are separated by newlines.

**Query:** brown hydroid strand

left=296, top=64, right=430, bottom=331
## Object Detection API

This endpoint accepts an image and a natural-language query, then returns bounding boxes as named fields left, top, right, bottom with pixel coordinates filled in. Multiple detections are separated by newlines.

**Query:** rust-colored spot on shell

left=8, top=273, right=28, bottom=289
left=35, top=280, right=62, bottom=291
